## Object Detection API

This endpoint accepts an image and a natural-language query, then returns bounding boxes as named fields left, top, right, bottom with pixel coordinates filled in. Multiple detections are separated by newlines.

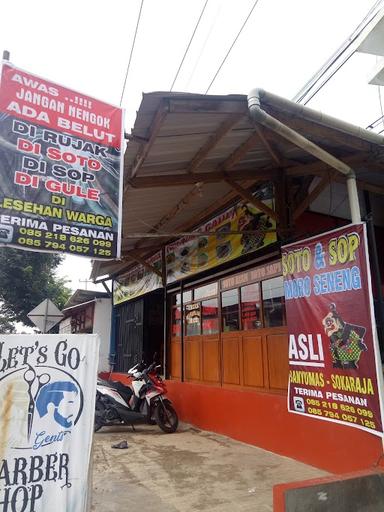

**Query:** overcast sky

left=1, top=0, right=382, bottom=293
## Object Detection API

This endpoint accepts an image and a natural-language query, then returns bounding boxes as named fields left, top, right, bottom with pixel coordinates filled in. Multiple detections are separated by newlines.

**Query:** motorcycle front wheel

left=154, top=399, right=178, bottom=433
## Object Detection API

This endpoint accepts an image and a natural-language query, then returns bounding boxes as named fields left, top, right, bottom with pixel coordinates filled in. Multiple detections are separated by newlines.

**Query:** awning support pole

left=346, top=174, right=362, bottom=224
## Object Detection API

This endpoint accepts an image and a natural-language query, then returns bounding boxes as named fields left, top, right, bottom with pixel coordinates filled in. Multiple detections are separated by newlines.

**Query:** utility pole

left=79, top=279, right=93, bottom=290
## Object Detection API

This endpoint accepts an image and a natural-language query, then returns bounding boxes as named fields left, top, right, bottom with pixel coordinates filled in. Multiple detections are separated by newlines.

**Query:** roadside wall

left=165, top=380, right=383, bottom=474
left=100, top=372, right=382, bottom=474
left=94, top=298, right=112, bottom=373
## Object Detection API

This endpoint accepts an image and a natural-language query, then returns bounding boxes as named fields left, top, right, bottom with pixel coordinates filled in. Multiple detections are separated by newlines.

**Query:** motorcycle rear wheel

left=94, top=413, right=104, bottom=432
left=154, top=400, right=178, bottom=433
left=94, top=396, right=106, bottom=432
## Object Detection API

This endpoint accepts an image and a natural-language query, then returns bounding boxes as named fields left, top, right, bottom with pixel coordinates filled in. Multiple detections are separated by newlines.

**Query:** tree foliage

left=0, top=248, right=71, bottom=330
left=0, top=311, right=16, bottom=333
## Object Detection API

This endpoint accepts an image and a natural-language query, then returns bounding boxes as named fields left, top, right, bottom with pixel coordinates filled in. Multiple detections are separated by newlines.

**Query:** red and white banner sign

left=283, top=223, right=384, bottom=436
left=0, top=62, right=124, bottom=259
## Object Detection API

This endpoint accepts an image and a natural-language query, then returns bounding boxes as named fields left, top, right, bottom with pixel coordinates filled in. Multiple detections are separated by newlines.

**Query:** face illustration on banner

left=0, top=335, right=98, bottom=512
left=284, top=224, right=384, bottom=437
left=36, top=381, right=79, bottom=428
left=322, top=303, right=368, bottom=370
left=20, top=364, right=83, bottom=446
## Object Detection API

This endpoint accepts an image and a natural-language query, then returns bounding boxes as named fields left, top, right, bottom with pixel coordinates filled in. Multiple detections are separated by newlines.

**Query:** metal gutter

left=250, top=89, right=384, bottom=146
left=247, top=88, right=362, bottom=223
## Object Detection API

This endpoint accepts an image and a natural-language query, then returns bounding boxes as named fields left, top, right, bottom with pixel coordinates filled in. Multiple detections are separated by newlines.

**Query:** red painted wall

left=99, top=371, right=131, bottom=385
left=164, top=380, right=383, bottom=475
left=101, top=373, right=382, bottom=474
left=103, top=212, right=384, bottom=477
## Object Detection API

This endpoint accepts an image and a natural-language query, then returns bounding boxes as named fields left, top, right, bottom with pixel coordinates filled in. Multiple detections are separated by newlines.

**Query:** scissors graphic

left=23, top=365, right=50, bottom=441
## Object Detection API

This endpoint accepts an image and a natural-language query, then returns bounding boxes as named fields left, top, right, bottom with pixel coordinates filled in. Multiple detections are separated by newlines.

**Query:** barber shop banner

left=0, top=61, right=124, bottom=259
left=0, top=334, right=99, bottom=511
left=283, top=223, right=384, bottom=436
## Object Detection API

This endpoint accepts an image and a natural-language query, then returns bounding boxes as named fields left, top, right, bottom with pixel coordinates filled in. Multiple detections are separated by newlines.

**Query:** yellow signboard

left=113, top=185, right=277, bottom=304
left=113, top=252, right=162, bottom=305
left=166, top=187, right=276, bottom=283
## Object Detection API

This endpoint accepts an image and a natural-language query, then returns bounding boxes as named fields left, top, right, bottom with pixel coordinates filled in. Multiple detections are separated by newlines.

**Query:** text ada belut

left=8, top=104, right=117, bottom=146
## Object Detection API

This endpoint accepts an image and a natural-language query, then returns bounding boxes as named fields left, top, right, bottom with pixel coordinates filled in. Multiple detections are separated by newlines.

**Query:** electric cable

left=185, top=2, right=222, bottom=90
left=298, top=51, right=355, bottom=105
left=170, top=0, right=209, bottom=92
left=119, top=0, right=145, bottom=106
left=294, top=0, right=384, bottom=103
left=365, top=69, right=384, bottom=132
left=294, top=0, right=384, bottom=105
left=366, top=114, right=384, bottom=129
left=204, top=0, right=260, bottom=94
left=377, top=85, right=384, bottom=130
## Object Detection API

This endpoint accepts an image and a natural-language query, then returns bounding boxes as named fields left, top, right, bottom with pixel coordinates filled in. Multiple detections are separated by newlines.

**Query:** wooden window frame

left=261, top=275, right=286, bottom=329
left=221, top=288, right=241, bottom=332
left=168, top=259, right=289, bottom=392
left=240, top=281, right=263, bottom=331
left=201, top=297, right=220, bottom=336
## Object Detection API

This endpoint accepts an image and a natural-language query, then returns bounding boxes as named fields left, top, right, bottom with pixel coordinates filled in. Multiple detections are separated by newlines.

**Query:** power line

left=293, top=0, right=384, bottom=104
left=185, top=3, right=222, bottom=90
left=170, top=0, right=209, bottom=92
left=119, top=0, right=145, bottom=106
left=205, top=0, right=260, bottom=94
left=294, top=0, right=384, bottom=103
left=366, top=89, right=384, bottom=133
left=366, top=113, right=384, bottom=128
left=297, top=51, right=355, bottom=105
left=366, top=113, right=384, bottom=130
left=377, top=85, right=384, bottom=129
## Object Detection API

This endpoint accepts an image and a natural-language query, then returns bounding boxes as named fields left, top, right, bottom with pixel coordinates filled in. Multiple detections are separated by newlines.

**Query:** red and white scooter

left=95, top=361, right=178, bottom=433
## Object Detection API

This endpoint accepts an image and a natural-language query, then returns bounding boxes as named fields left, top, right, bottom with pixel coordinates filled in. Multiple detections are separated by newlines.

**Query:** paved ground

left=91, top=423, right=328, bottom=512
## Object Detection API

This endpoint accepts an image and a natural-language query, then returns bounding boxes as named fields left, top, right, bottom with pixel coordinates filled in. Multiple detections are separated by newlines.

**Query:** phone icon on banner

left=0, top=225, right=13, bottom=243
left=293, top=397, right=305, bottom=413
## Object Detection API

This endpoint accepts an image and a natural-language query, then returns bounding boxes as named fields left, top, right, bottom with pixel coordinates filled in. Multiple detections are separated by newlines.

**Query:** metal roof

left=63, top=289, right=109, bottom=309
left=91, top=90, right=384, bottom=280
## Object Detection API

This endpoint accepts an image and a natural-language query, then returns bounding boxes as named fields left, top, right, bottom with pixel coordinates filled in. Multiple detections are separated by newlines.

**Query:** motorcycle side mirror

left=128, top=362, right=140, bottom=375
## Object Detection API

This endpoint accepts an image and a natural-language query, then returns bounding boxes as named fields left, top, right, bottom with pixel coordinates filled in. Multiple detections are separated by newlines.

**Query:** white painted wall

left=58, top=298, right=112, bottom=373
left=93, top=298, right=112, bottom=373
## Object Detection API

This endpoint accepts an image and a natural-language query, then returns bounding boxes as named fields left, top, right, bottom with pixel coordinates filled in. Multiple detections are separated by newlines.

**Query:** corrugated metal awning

left=91, top=91, right=384, bottom=280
